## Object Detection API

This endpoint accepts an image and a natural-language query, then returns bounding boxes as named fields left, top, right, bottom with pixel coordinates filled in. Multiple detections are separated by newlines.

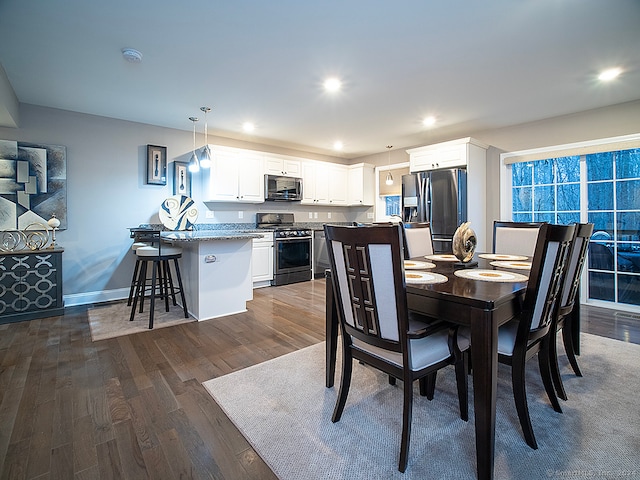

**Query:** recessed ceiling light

left=323, top=77, right=342, bottom=92
left=242, top=122, right=255, bottom=132
left=121, top=48, right=142, bottom=63
left=423, top=116, right=436, bottom=127
left=598, top=67, right=622, bottom=81
left=333, top=141, right=343, bottom=151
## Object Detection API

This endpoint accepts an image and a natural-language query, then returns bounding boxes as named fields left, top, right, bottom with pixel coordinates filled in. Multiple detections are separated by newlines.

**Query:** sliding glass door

left=510, top=147, right=640, bottom=309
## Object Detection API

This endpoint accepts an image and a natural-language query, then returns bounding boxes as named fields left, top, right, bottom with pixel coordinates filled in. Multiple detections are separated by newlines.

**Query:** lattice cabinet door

left=0, top=249, right=64, bottom=324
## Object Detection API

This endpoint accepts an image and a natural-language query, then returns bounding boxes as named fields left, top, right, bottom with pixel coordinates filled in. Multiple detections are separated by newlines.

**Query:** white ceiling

left=1, top=0, right=639, bottom=158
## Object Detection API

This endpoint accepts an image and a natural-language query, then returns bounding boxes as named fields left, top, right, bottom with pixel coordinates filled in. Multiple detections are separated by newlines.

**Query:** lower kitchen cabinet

left=252, top=232, right=274, bottom=288
left=0, top=249, right=64, bottom=324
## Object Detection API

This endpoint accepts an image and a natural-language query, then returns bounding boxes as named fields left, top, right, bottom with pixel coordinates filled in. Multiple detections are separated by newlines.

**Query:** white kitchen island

left=162, top=230, right=264, bottom=321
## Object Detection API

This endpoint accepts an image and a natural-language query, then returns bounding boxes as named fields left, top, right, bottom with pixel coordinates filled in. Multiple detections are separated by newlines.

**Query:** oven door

left=273, top=236, right=312, bottom=285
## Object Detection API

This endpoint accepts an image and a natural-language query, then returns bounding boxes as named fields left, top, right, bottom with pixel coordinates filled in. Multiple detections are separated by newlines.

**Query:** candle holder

left=48, top=214, right=61, bottom=249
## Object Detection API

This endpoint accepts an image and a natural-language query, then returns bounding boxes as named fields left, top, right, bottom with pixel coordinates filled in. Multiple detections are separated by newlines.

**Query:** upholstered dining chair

left=497, top=222, right=575, bottom=449
left=403, top=222, right=434, bottom=259
left=493, top=221, right=546, bottom=257
left=324, top=223, right=469, bottom=473
left=549, top=222, right=594, bottom=401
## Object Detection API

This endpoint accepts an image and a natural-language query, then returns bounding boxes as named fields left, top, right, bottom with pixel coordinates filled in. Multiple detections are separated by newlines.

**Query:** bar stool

left=127, top=241, right=150, bottom=306
left=129, top=241, right=189, bottom=329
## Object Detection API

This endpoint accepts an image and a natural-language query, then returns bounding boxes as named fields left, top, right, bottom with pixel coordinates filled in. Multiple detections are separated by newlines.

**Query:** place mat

left=490, top=260, right=532, bottom=270
left=454, top=269, right=528, bottom=282
left=424, top=254, right=459, bottom=262
left=404, top=260, right=436, bottom=270
left=404, top=271, right=448, bottom=284
left=478, top=253, right=528, bottom=261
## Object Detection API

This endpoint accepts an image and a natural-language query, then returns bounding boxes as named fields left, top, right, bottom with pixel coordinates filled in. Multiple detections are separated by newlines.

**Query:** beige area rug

left=203, top=334, right=640, bottom=480
left=88, top=300, right=194, bottom=341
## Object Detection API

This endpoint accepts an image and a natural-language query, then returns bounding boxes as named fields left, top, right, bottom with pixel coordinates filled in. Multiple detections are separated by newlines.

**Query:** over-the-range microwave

left=265, top=174, right=303, bottom=201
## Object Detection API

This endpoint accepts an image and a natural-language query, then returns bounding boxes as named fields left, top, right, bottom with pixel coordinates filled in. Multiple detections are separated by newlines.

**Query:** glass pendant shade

left=200, top=144, right=212, bottom=169
left=385, top=145, right=393, bottom=185
left=385, top=171, right=394, bottom=185
left=188, top=116, right=200, bottom=173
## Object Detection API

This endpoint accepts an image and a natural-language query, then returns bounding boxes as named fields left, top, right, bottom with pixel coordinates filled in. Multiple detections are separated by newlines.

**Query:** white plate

left=425, top=254, right=459, bottom=262
left=454, top=269, right=528, bottom=282
left=490, top=260, right=532, bottom=270
left=479, top=253, right=529, bottom=261
left=404, top=260, right=436, bottom=270
left=159, top=195, right=198, bottom=231
left=404, top=271, right=448, bottom=284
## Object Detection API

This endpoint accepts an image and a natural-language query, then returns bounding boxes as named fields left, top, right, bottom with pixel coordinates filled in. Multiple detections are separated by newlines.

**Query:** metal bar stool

left=128, top=230, right=188, bottom=329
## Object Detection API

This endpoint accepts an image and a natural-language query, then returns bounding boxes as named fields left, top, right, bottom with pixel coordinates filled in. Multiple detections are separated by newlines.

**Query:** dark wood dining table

left=325, top=253, right=536, bottom=480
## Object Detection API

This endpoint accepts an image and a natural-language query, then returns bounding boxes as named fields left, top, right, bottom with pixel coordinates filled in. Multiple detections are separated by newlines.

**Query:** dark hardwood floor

left=1, top=278, right=638, bottom=479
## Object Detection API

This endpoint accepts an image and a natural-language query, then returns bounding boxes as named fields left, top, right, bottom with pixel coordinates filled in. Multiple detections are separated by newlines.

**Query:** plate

left=404, top=260, right=436, bottom=270
left=454, top=269, right=528, bottom=282
left=159, top=195, right=198, bottom=231
left=479, top=253, right=529, bottom=261
left=404, top=271, right=448, bottom=285
left=425, top=254, right=459, bottom=262
left=490, top=260, right=532, bottom=270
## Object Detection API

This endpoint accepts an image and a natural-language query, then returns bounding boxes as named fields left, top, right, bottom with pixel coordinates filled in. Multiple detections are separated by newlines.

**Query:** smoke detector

left=121, top=48, right=142, bottom=63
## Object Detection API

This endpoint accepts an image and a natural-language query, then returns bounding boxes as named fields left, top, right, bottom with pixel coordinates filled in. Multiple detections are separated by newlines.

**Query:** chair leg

left=398, top=375, right=413, bottom=473
left=538, top=343, right=563, bottom=413
left=127, top=259, right=141, bottom=306
left=388, top=375, right=396, bottom=386
left=160, top=260, right=171, bottom=312
left=149, top=261, right=157, bottom=329
left=419, top=374, right=436, bottom=400
left=455, top=352, right=469, bottom=421
left=562, top=320, right=583, bottom=377
left=173, top=257, right=189, bottom=319
left=511, top=357, right=538, bottom=449
left=549, top=329, right=568, bottom=401
left=332, top=350, right=353, bottom=423
left=129, top=261, right=145, bottom=321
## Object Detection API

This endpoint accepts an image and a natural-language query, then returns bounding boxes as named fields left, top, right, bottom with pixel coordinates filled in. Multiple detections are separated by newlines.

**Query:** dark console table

left=0, top=248, right=64, bottom=324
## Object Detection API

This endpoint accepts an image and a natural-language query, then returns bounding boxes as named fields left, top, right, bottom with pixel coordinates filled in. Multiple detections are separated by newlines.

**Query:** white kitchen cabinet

left=407, top=137, right=489, bottom=173
left=206, top=146, right=264, bottom=203
left=302, top=161, right=348, bottom=205
left=264, top=155, right=302, bottom=177
left=348, top=163, right=375, bottom=206
left=252, top=232, right=273, bottom=288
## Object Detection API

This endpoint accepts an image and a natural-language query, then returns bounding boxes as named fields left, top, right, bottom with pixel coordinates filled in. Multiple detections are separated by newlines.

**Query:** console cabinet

left=0, top=249, right=64, bottom=323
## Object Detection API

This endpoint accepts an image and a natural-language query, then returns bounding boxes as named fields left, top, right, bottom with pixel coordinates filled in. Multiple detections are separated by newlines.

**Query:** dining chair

left=549, top=222, right=594, bottom=401
left=493, top=221, right=546, bottom=257
left=403, top=222, right=434, bottom=259
left=497, top=222, right=575, bottom=449
left=324, top=223, right=469, bottom=473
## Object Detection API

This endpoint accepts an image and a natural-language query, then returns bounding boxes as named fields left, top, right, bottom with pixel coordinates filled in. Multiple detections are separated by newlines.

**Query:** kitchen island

left=162, top=230, right=264, bottom=321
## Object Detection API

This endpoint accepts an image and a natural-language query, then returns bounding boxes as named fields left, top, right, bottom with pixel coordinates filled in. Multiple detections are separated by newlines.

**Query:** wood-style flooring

left=1, top=278, right=638, bottom=479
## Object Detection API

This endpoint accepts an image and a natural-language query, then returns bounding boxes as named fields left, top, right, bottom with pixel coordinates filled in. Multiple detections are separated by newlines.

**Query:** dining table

left=324, top=252, right=579, bottom=480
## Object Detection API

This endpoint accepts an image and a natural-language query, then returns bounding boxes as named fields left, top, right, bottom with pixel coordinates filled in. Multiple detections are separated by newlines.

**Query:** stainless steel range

left=256, top=213, right=312, bottom=286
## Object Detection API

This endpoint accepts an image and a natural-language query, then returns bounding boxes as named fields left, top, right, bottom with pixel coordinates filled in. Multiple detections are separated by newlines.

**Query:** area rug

left=203, top=334, right=640, bottom=480
left=88, top=300, right=194, bottom=341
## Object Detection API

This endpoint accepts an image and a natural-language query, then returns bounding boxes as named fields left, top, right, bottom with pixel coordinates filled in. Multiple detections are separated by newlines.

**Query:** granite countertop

left=162, top=230, right=265, bottom=242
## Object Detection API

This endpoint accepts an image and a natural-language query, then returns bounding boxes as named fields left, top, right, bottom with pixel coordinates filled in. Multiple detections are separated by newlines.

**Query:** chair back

left=518, top=223, right=575, bottom=341
left=559, top=223, right=594, bottom=314
left=324, top=224, right=408, bottom=354
left=493, top=221, right=545, bottom=257
left=403, top=222, right=434, bottom=258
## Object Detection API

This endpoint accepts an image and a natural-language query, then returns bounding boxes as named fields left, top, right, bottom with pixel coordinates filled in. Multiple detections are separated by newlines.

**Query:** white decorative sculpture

left=452, top=221, right=477, bottom=263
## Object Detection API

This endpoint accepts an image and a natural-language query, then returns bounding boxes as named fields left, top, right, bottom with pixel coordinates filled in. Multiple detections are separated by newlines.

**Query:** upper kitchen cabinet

left=407, top=137, right=489, bottom=173
left=348, top=163, right=375, bottom=206
left=264, top=154, right=302, bottom=177
left=206, top=146, right=264, bottom=203
left=301, top=161, right=348, bottom=205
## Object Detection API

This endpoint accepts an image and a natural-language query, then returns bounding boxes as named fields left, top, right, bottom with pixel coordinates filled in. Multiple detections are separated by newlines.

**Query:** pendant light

left=188, top=116, right=200, bottom=173
left=385, top=145, right=394, bottom=185
left=200, top=106, right=212, bottom=168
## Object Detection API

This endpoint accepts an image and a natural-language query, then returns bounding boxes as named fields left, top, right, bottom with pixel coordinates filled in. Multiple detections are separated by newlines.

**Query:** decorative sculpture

left=452, top=221, right=477, bottom=263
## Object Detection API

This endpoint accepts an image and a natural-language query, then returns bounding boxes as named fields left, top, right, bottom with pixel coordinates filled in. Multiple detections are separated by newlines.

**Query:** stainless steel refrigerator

left=402, top=169, right=467, bottom=253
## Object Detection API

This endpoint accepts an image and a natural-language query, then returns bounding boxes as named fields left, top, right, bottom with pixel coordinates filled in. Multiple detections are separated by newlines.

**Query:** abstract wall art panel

left=0, top=139, right=67, bottom=230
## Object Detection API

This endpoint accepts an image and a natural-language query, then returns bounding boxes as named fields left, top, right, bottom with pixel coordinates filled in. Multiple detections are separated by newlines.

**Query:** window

left=384, top=195, right=401, bottom=217
left=506, top=142, right=640, bottom=310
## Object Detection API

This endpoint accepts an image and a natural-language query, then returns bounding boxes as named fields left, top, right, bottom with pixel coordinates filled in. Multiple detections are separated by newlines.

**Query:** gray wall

left=1, top=100, right=639, bottom=305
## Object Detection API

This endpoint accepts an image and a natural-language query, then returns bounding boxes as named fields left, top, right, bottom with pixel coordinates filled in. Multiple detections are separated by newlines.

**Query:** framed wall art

left=146, top=145, right=167, bottom=185
left=173, top=161, right=191, bottom=196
